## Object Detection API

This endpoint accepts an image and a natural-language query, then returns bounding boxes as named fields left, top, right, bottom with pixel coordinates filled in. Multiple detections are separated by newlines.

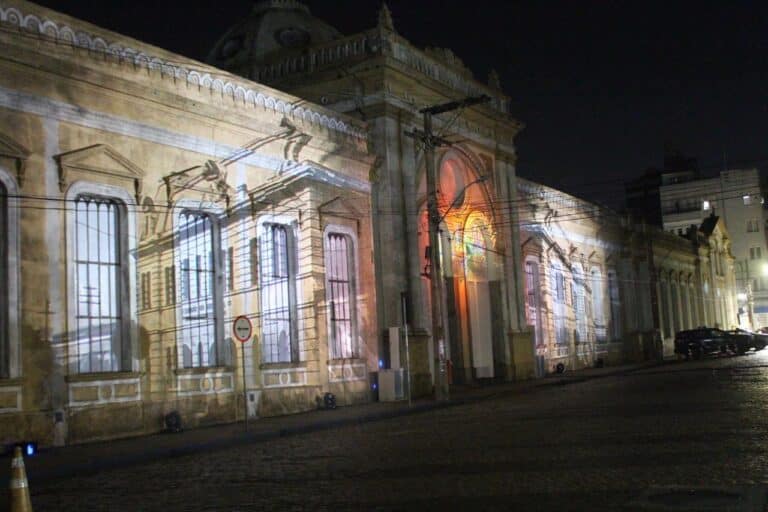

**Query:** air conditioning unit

left=378, top=368, right=405, bottom=401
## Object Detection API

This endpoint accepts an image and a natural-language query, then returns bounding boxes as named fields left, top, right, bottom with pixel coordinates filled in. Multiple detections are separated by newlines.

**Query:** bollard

left=9, top=446, right=33, bottom=512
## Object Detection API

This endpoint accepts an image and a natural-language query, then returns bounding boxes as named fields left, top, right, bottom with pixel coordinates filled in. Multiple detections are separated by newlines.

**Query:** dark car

left=674, top=328, right=730, bottom=359
left=724, top=329, right=754, bottom=355
left=726, top=328, right=768, bottom=353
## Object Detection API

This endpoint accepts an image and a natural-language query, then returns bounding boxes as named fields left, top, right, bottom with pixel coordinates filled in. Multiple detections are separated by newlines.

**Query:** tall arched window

left=525, top=259, right=543, bottom=347
left=591, top=267, right=606, bottom=342
left=260, top=222, right=298, bottom=363
left=177, top=210, right=222, bottom=368
left=572, top=264, right=587, bottom=343
left=325, top=230, right=358, bottom=359
left=0, top=180, right=7, bottom=378
left=551, top=262, right=568, bottom=345
left=73, top=195, right=128, bottom=372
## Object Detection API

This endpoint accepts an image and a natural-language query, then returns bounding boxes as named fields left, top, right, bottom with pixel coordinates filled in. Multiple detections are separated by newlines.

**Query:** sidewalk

left=0, top=359, right=666, bottom=488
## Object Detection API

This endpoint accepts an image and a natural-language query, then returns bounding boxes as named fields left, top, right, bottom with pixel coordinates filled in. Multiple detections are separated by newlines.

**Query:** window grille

left=260, top=224, right=297, bottom=363
left=552, top=266, right=568, bottom=345
left=0, top=181, right=7, bottom=378
left=571, top=266, right=587, bottom=343
left=178, top=211, right=219, bottom=368
left=73, top=196, right=124, bottom=373
left=327, top=233, right=357, bottom=359
left=591, top=268, right=607, bottom=342
left=608, top=270, right=622, bottom=340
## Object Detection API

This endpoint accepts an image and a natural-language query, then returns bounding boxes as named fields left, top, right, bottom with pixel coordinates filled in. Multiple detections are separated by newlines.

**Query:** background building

left=659, top=168, right=767, bottom=328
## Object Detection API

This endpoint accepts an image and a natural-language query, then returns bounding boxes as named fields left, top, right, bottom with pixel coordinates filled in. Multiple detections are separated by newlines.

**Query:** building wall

left=660, top=168, right=768, bottom=328
left=519, top=178, right=740, bottom=372
left=0, top=0, right=374, bottom=446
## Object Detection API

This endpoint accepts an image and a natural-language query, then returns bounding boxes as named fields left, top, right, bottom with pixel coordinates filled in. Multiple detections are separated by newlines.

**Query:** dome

left=207, top=0, right=342, bottom=78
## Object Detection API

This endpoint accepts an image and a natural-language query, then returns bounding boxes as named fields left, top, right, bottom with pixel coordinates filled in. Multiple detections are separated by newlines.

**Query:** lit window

left=326, top=231, right=358, bottom=359
left=73, top=196, right=126, bottom=373
left=591, top=267, right=606, bottom=342
left=260, top=223, right=297, bottom=363
left=551, top=264, right=568, bottom=345
left=572, top=265, right=587, bottom=343
left=702, top=200, right=711, bottom=211
left=177, top=211, right=222, bottom=368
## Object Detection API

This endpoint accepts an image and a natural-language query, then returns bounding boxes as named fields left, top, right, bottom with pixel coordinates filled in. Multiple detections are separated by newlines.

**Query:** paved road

left=24, top=352, right=768, bottom=510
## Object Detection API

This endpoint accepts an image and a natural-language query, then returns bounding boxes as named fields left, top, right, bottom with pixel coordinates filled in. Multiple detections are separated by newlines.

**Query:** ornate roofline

left=0, top=3, right=367, bottom=142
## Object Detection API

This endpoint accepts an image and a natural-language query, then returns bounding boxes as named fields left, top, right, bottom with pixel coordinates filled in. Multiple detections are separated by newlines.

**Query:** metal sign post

left=232, top=315, right=253, bottom=431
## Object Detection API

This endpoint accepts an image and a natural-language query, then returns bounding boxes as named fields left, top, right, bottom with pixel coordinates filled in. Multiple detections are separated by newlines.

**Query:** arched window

left=72, top=195, right=128, bottom=372
left=0, top=180, right=7, bottom=377
left=177, top=210, right=222, bottom=368
left=325, top=229, right=358, bottom=359
left=259, top=222, right=298, bottom=363
left=591, top=267, right=606, bottom=342
left=551, top=262, right=568, bottom=345
left=572, top=264, right=587, bottom=343
left=524, top=259, right=544, bottom=347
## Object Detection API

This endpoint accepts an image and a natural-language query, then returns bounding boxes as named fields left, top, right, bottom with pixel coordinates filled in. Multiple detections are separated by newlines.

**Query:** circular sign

left=233, top=315, right=252, bottom=343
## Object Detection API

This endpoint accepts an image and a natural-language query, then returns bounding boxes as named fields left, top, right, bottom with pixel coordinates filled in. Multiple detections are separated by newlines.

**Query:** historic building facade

left=0, top=0, right=376, bottom=445
left=209, top=1, right=533, bottom=386
left=0, top=0, right=745, bottom=447
left=518, top=178, right=739, bottom=373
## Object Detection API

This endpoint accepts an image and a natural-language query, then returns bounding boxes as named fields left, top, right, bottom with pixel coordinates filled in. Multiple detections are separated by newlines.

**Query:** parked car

left=726, top=328, right=768, bottom=352
left=723, top=329, right=754, bottom=355
left=674, top=328, right=730, bottom=359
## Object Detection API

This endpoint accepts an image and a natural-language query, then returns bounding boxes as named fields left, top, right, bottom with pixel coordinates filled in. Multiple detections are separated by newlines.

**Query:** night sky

left=32, top=0, right=768, bottom=208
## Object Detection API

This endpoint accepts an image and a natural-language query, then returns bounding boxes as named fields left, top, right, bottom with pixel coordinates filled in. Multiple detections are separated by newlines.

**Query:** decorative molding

left=261, top=368, right=308, bottom=388
left=327, top=363, right=366, bottom=383
left=67, top=377, right=140, bottom=407
left=163, top=160, right=232, bottom=208
left=0, top=4, right=365, bottom=141
left=55, top=144, right=145, bottom=199
left=176, top=370, right=234, bottom=397
left=0, top=385, right=21, bottom=413
left=0, top=86, right=371, bottom=195
left=0, top=133, right=29, bottom=186
left=318, top=195, right=362, bottom=220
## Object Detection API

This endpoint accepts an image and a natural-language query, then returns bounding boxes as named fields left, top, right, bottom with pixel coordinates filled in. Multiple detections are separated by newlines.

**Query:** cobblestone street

left=18, top=353, right=768, bottom=510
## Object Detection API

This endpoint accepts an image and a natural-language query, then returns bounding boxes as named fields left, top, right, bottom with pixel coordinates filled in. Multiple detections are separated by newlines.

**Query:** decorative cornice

left=0, top=3, right=366, bottom=142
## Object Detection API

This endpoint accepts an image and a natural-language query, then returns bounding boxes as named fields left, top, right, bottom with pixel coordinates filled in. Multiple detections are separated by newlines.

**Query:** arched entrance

left=415, top=151, right=504, bottom=383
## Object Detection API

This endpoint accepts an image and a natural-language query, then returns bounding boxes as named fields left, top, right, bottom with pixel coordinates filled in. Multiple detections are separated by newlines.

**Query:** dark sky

left=33, top=0, right=768, bottom=208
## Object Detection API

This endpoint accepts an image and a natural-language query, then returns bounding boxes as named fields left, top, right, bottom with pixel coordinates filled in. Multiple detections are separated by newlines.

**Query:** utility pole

left=407, top=95, right=490, bottom=401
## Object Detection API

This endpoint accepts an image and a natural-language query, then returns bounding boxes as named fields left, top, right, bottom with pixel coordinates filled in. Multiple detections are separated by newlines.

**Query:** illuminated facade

left=0, top=0, right=375, bottom=445
left=213, top=1, right=533, bottom=386
left=518, top=178, right=739, bottom=371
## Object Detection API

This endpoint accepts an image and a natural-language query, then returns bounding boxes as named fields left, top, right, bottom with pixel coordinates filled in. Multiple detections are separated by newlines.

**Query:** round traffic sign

left=232, top=315, right=252, bottom=343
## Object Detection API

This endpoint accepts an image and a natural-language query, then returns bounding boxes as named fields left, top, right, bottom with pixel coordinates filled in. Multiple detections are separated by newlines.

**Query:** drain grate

left=627, top=486, right=767, bottom=511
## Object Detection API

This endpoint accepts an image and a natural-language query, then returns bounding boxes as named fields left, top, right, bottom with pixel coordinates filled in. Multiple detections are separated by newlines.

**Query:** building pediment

left=318, top=195, right=362, bottom=220
left=56, top=144, right=145, bottom=199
